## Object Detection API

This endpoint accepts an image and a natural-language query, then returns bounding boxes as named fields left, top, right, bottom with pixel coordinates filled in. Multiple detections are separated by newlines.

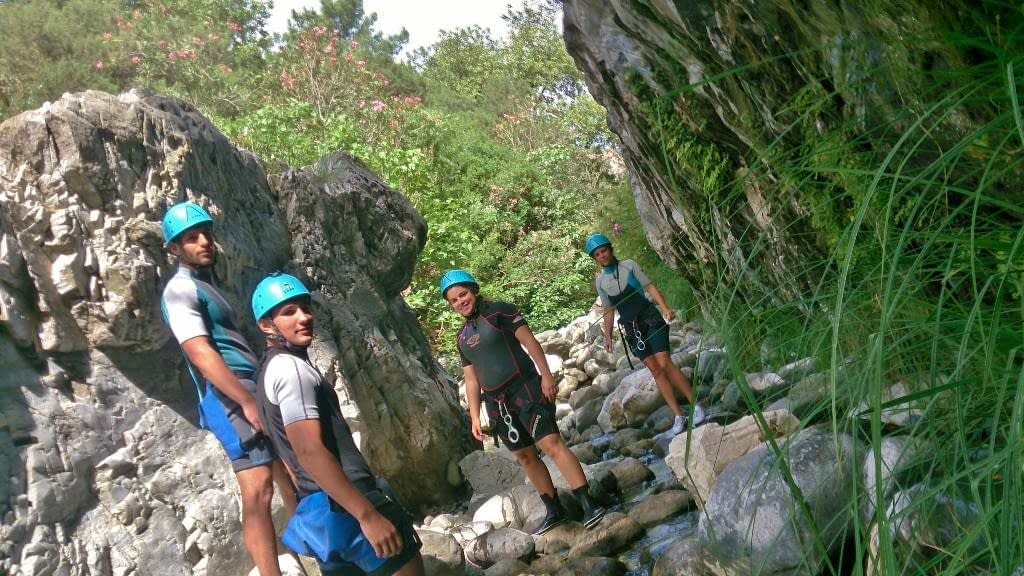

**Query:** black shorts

left=320, top=485, right=423, bottom=576
left=620, top=308, right=671, bottom=361
left=484, top=376, right=559, bottom=450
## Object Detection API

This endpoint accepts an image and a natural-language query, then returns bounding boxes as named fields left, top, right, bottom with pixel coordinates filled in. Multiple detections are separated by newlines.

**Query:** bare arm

left=644, top=283, right=676, bottom=322
left=181, top=336, right=263, bottom=433
left=514, top=325, right=556, bottom=402
left=603, top=307, right=616, bottom=352
left=463, top=365, right=485, bottom=441
left=285, top=419, right=401, bottom=558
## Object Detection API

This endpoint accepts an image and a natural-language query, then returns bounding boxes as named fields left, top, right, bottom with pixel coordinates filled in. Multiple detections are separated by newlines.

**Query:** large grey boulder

left=597, top=368, right=664, bottom=431
left=0, top=90, right=469, bottom=576
left=665, top=410, right=800, bottom=507
left=698, top=426, right=862, bottom=575
left=460, top=450, right=525, bottom=499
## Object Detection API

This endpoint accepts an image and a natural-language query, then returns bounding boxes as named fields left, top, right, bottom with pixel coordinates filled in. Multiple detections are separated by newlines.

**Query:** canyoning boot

left=533, top=493, right=566, bottom=535
left=574, top=487, right=607, bottom=530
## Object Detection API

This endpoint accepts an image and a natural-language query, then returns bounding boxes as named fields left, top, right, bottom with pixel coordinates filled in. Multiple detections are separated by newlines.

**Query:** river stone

left=621, top=439, right=656, bottom=457
left=574, top=397, right=606, bottom=433
left=542, top=336, right=573, bottom=358
left=666, top=409, right=800, bottom=507
left=417, top=529, right=466, bottom=576
left=598, top=369, right=664, bottom=431
left=530, top=551, right=569, bottom=574
left=777, top=357, right=817, bottom=382
left=484, top=558, right=531, bottom=576
left=861, top=435, right=925, bottom=524
left=652, top=535, right=705, bottom=576
left=568, top=512, right=644, bottom=558
left=570, top=384, right=607, bottom=410
left=555, top=556, right=628, bottom=576
left=744, top=371, right=787, bottom=395
left=461, top=450, right=525, bottom=498
left=473, top=493, right=523, bottom=530
left=570, top=442, right=602, bottom=465
left=628, top=490, right=693, bottom=527
left=608, top=457, right=652, bottom=491
left=450, top=521, right=494, bottom=548
left=465, top=527, right=535, bottom=568
left=609, top=428, right=647, bottom=452
left=643, top=405, right=675, bottom=433
left=535, top=521, right=584, bottom=555
left=698, top=426, right=862, bottom=575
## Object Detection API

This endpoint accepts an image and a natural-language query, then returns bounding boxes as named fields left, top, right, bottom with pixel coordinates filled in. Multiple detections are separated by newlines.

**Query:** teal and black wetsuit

left=457, top=300, right=558, bottom=449
left=160, top=267, right=273, bottom=469
left=594, top=259, right=669, bottom=359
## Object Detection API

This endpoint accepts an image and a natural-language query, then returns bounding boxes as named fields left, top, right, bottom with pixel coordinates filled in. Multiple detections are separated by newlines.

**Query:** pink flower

left=130, top=55, right=141, bottom=64
left=102, top=32, right=112, bottom=41
left=227, top=21, right=243, bottom=32
left=382, top=79, right=390, bottom=86
left=356, top=60, right=365, bottom=68
left=167, top=52, right=177, bottom=61
left=94, top=60, right=104, bottom=70
left=371, top=100, right=386, bottom=112
left=613, top=222, right=622, bottom=236
left=158, top=39, right=168, bottom=48
left=193, top=36, right=204, bottom=45
left=209, top=34, right=221, bottom=41
left=350, top=40, right=359, bottom=49
left=312, top=25, right=327, bottom=36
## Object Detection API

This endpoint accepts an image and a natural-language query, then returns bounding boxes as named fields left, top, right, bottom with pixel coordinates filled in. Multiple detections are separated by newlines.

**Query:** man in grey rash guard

left=160, top=201, right=295, bottom=576
left=252, top=272, right=424, bottom=576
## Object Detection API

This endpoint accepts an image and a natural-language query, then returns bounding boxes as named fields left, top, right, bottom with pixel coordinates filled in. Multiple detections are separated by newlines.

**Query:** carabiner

left=498, top=400, right=520, bottom=444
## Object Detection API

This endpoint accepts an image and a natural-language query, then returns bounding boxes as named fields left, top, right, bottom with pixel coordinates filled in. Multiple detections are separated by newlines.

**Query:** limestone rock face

left=562, top=0, right=966, bottom=306
left=0, top=90, right=468, bottom=575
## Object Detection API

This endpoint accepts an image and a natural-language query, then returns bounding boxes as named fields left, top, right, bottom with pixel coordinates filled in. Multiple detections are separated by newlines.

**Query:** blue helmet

left=584, top=232, right=612, bottom=256
left=439, top=269, right=478, bottom=299
left=251, top=272, right=311, bottom=321
left=162, top=202, right=214, bottom=244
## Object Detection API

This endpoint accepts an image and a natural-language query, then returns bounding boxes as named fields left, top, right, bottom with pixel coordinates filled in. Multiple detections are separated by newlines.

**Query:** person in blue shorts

left=585, top=233, right=705, bottom=436
left=440, top=269, right=607, bottom=536
left=251, top=273, right=424, bottom=576
left=160, top=201, right=295, bottom=576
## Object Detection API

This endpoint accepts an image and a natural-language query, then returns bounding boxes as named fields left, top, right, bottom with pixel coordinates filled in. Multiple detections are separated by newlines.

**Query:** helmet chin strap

left=266, top=320, right=308, bottom=351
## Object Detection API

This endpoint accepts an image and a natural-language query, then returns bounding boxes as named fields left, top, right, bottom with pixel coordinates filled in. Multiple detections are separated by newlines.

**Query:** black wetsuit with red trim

left=457, top=300, right=557, bottom=449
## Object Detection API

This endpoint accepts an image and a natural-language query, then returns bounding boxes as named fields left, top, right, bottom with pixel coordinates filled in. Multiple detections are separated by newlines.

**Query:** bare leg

left=657, top=351, right=695, bottom=403
left=271, top=460, right=298, bottom=515
left=512, top=445, right=557, bottom=496
left=643, top=354, right=682, bottom=416
left=235, top=464, right=282, bottom=576
left=535, top=434, right=587, bottom=490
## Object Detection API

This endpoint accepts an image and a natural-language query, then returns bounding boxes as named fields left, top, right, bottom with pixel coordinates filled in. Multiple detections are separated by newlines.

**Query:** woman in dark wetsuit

left=440, top=269, right=607, bottom=535
left=586, top=233, right=705, bottom=436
